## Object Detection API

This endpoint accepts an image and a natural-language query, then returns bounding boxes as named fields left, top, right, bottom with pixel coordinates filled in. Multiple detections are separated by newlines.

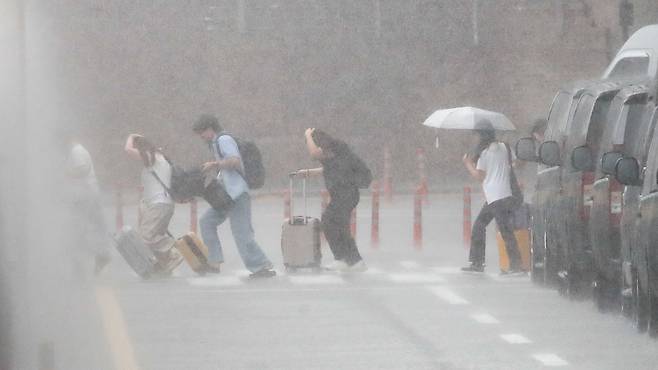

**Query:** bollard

left=463, top=186, right=472, bottom=249
left=371, top=181, right=380, bottom=248
left=190, top=198, right=198, bottom=233
left=351, top=208, right=357, bottom=238
left=413, top=186, right=423, bottom=249
left=137, top=185, right=144, bottom=227
left=283, top=189, right=291, bottom=220
left=417, top=148, right=429, bottom=205
left=383, top=147, right=393, bottom=202
left=115, top=186, right=124, bottom=231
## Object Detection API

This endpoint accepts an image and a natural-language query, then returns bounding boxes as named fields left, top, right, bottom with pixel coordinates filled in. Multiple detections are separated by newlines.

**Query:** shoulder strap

left=504, top=142, right=514, bottom=169
left=215, top=133, right=247, bottom=181
left=150, top=170, right=171, bottom=196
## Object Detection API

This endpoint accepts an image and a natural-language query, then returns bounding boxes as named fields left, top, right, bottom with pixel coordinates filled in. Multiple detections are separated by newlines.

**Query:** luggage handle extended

left=288, top=172, right=308, bottom=225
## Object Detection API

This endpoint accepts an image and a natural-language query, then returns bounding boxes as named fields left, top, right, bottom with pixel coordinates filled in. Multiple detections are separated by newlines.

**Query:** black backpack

left=217, top=134, right=265, bottom=189
left=350, top=153, right=373, bottom=189
left=152, top=158, right=205, bottom=203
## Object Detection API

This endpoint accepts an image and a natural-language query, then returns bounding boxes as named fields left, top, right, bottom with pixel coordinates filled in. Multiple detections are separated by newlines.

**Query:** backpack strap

left=214, top=133, right=248, bottom=182
left=150, top=170, right=171, bottom=198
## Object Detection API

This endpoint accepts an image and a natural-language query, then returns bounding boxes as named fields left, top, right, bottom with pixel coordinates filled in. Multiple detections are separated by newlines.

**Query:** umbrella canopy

left=422, top=106, right=516, bottom=131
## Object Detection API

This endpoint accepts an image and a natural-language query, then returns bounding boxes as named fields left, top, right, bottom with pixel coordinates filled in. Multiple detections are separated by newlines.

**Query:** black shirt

left=320, top=143, right=361, bottom=198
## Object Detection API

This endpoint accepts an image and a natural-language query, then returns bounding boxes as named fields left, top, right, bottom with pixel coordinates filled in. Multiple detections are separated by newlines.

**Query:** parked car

left=583, top=83, right=653, bottom=313
left=518, top=80, right=631, bottom=297
left=613, top=93, right=658, bottom=334
left=516, top=80, right=596, bottom=285
left=603, top=25, right=658, bottom=80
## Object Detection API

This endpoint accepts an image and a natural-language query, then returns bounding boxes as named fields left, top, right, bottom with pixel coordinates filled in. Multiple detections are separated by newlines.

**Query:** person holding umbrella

left=461, top=120, right=522, bottom=273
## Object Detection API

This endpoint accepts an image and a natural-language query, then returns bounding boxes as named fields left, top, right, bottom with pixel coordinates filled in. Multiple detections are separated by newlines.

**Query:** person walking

left=65, top=135, right=111, bottom=275
left=295, top=128, right=369, bottom=272
left=124, top=133, right=183, bottom=274
left=192, top=114, right=275, bottom=278
left=461, top=120, right=522, bottom=273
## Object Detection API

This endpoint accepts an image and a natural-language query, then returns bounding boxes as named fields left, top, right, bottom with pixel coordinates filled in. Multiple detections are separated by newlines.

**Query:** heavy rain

left=2, top=1, right=658, bottom=369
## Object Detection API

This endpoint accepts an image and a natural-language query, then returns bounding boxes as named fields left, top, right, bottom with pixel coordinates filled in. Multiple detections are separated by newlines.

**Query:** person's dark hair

left=473, top=119, right=497, bottom=159
left=311, top=129, right=347, bottom=154
left=530, top=118, right=548, bottom=136
left=133, top=136, right=159, bottom=167
left=193, top=114, right=222, bottom=134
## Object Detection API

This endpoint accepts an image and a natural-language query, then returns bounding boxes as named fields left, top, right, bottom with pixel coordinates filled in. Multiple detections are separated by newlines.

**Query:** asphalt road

left=94, top=193, right=658, bottom=370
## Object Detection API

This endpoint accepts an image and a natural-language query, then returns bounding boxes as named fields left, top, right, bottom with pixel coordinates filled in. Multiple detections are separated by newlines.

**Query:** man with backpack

left=294, top=128, right=372, bottom=272
left=192, top=114, right=275, bottom=278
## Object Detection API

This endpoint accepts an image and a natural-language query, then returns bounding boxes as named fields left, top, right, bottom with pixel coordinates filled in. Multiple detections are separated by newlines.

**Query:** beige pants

left=139, top=202, right=177, bottom=266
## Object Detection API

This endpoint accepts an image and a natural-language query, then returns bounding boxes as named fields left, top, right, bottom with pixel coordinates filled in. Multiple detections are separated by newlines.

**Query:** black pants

left=469, top=196, right=521, bottom=268
left=322, top=187, right=362, bottom=265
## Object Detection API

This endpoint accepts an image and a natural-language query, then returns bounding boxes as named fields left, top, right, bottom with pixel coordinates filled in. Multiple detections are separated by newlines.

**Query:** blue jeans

left=200, top=193, right=272, bottom=272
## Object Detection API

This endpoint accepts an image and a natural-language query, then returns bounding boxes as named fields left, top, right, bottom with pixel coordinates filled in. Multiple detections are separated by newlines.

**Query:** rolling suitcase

left=175, top=232, right=210, bottom=275
left=496, top=229, right=531, bottom=273
left=281, top=174, right=322, bottom=272
left=113, top=226, right=158, bottom=279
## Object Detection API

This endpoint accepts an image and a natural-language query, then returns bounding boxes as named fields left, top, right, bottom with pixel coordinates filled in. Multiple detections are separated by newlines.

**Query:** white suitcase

left=281, top=175, right=322, bottom=271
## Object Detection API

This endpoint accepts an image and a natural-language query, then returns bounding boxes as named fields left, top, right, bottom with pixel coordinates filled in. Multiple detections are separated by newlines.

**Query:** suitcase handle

left=289, top=172, right=308, bottom=225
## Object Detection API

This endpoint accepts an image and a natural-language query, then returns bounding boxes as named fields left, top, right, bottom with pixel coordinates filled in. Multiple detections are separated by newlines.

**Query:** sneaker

left=347, top=260, right=368, bottom=272
left=324, top=260, right=349, bottom=271
left=249, top=267, right=276, bottom=279
left=204, top=262, right=221, bottom=274
left=461, top=264, right=484, bottom=273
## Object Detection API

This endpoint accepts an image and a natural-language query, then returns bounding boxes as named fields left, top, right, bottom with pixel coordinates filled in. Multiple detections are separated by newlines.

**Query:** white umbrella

left=422, top=106, right=516, bottom=131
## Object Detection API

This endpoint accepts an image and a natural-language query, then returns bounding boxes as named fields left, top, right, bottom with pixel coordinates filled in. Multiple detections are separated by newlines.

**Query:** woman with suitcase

left=124, top=134, right=183, bottom=274
left=295, top=128, right=369, bottom=272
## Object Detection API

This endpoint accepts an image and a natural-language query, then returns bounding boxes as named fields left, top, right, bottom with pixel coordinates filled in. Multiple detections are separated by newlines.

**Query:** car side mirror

left=515, top=137, right=538, bottom=162
left=615, top=157, right=642, bottom=186
left=571, top=145, right=594, bottom=172
left=538, top=141, right=561, bottom=167
left=601, top=151, right=623, bottom=175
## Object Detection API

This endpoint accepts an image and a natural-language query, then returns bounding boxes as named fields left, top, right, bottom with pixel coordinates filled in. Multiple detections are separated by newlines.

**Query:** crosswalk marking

left=289, top=275, right=345, bottom=285
left=400, top=260, right=421, bottom=270
left=500, top=334, right=532, bottom=344
left=427, top=286, right=469, bottom=305
left=470, top=313, right=500, bottom=324
left=532, top=353, right=568, bottom=367
left=388, top=273, right=445, bottom=283
left=188, top=276, right=244, bottom=287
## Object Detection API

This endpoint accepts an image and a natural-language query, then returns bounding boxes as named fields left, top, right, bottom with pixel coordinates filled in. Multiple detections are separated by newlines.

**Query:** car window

left=607, top=56, right=650, bottom=79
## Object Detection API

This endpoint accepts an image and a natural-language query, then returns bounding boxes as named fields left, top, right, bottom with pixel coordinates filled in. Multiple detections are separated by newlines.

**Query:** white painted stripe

left=470, top=313, right=500, bottom=324
left=532, top=353, right=569, bottom=367
left=400, top=260, right=421, bottom=270
left=433, top=267, right=462, bottom=275
left=188, top=276, right=243, bottom=287
left=388, top=273, right=445, bottom=283
left=500, top=334, right=532, bottom=344
left=428, top=286, right=469, bottom=305
left=289, top=275, right=345, bottom=285
left=363, top=267, right=384, bottom=274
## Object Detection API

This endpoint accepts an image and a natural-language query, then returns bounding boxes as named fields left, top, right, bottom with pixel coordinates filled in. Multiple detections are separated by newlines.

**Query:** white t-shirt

left=141, top=153, right=173, bottom=205
left=67, top=143, right=99, bottom=199
left=476, top=142, right=513, bottom=204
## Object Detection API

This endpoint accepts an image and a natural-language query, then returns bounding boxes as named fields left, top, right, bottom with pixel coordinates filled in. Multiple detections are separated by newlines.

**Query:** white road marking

left=388, top=273, right=445, bottom=283
left=363, top=267, right=384, bottom=274
left=500, top=334, right=532, bottom=344
left=427, top=286, right=469, bottom=305
left=188, top=276, right=244, bottom=287
left=433, top=266, right=462, bottom=275
left=400, top=260, right=421, bottom=270
left=470, top=313, right=500, bottom=324
left=289, top=275, right=345, bottom=285
left=532, top=353, right=569, bottom=367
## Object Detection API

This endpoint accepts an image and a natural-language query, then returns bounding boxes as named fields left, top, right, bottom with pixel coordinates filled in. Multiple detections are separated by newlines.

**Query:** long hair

left=133, top=136, right=159, bottom=167
left=472, top=120, right=497, bottom=161
left=311, top=129, right=348, bottom=155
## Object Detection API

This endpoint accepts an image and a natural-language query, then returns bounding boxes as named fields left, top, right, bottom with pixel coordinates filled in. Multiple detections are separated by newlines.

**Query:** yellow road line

left=95, top=286, right=141, bottom=370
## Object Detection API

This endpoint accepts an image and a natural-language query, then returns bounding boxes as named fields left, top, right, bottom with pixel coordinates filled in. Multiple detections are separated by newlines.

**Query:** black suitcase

left=281, top=175, right=322, bottom=271
left=113, top=226, right=158, bottom=279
